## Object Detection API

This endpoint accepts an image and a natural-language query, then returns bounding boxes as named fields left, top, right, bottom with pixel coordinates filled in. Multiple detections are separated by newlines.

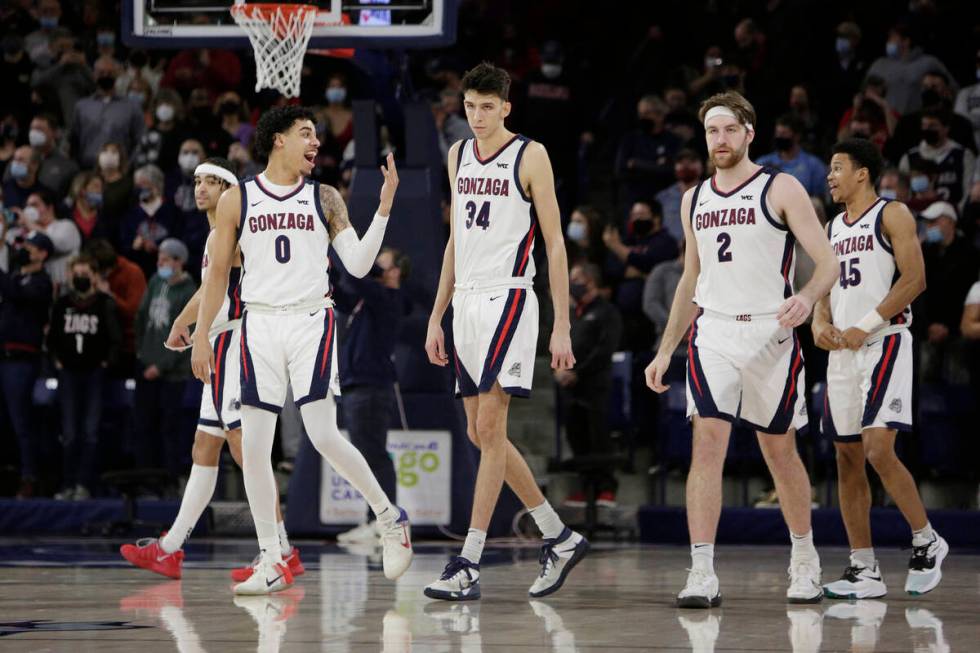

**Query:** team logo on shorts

left=508, top=362, right=522, bottom=378
left=799, top=404, right=807, bottom=416
left=889, top=398, right=902, bottom=413
left=229, top=398, right=241, bottom=411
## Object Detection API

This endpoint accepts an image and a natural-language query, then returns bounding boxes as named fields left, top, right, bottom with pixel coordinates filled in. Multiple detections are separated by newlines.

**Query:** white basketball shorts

left=239, top=306, right=340, bottom=412
left=685, top=308, right=808, bottom=434
left=823, top=329, right=913, bottom=442
left=198, top=326, right=242, bottom=436
left=452, top=284, right=538, bottom=398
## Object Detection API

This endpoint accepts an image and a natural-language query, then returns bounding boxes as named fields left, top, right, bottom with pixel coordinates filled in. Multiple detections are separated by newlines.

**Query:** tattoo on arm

left=320, top=184, right=352, bottom=240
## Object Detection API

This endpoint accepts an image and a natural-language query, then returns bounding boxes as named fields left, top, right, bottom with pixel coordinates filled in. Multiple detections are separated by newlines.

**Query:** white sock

left=691, top=543, right=714, bottom=573
left=241, top=406, right=283, bottom=564
left=851, top=547, right=876, bottom=569
left=278, top=521, right=291, bottom=555
left=299, top=396, right=396, bottom=521
left=161, top=464, right=218, bottom=553
left=529, top=501, right=565, bottom=540
left=790, top=530, right=819, bottom=562
left=912, top=522, right=935, bottom=547
left=460, top=528, right=486, bottom=564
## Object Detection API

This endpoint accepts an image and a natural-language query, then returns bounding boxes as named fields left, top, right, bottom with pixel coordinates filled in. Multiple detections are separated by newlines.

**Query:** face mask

left=96, top=75, right=115, bottom=92
left=566, top=221, right=587, bottom=242
left=886, top=41, right=900, bottom=58
left=368, top=263, right=385, bottom=278
left=676, top=166, right=700, bottom=183
left=541, top=63, right=562, bottom=79
left=920, top=89, right=942, bottom=107
left=835, top=37, right=852, bottom=55
left=218, top=100, right=240, bottom=116
left=72, top=275, right=92, bottom=293
left=192, top=106, right=212, bottom=121
left=8, top=160, right=28, bottom=180
left=22, top=205, right=39, bottom=224
left=129, top=52, right=147, bottom=69
left=157, top=265, right=173, bottom=280
left=85, top=191, right=103, bottom=207
left=98, top=150, right=119, bottom=170
left=773, top=136, right=794, bottom=152
left=850, top=129, right=871, bottom=139
left=921, top=128, right=941, bottom=146
left=14, top=247, right=31, bottom=267
left=924, top=225, right=944, bottom=243
left=879, top=188, right=898, bottom=200
left=569, top=282, right=588, bottom=301
left=910, top=175, right=929, bottom=193
left=723, top=74, right=741, bottom=88
left=178, top=152, right=201, bottom=174
left=325, top=87, right=347, bottom=104
left=637, top=118, right=655, bottom=132
left=138, top=187, right=154, bottom=202
left=28, top=129, right=47, bottom=147
left=128, top=92, right=145, bottom=105
left=96, top=32, right=114, bottom=48
left=632, top=219, right=653, bottom=237
left=0, top=123, right=16, bottom=141
left=39, top=16, right=58, bottom=29
left=155, top=104, right=175, bottom=122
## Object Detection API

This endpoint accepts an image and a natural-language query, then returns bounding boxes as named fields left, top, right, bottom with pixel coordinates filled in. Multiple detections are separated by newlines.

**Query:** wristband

left=855, top=309, right=885, bottom=333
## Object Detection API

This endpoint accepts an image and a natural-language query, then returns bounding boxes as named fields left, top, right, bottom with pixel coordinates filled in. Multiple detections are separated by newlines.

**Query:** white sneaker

left=232, top=554, right=293, bottom=595
left=423, top=556, right=481, bottom=601
left=825, top=600, right=887, bottom=651
left=423, top=602, right=480, bottom=634
left=677, top=613, right=721, bottom=653
left=677, top=568, right=721, bottom=608
left=787, top=558, right=823, bottom=604
left=823, top=560, right=887, bottom=599
left=905, top=534, right=948, bottom=595
left=378, top=507, right=413, bottom=580
left=530, top=601, right=576, bottom=649
left=337, top=520, right=380, bottom=545
left=528, top=527, right=590, bottom=598
left=786, top=608, right=823, bottom=653
left=905, top=608, right=950, bottom=653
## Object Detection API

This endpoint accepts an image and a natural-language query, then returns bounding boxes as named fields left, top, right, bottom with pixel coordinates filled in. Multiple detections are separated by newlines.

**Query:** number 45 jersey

left=828, top=197, right=912, bottom=332
left=452, top=135, right=536, bottom=286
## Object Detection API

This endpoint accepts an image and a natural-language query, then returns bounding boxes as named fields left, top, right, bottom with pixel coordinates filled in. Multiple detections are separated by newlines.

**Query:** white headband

left=704, top=105, right=753, bottom=132
left=194, top=163, right=239, bottom=187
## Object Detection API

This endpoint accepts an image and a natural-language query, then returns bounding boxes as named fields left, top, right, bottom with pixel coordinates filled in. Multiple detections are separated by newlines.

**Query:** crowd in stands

left=1, top=0, right=978, bottom=504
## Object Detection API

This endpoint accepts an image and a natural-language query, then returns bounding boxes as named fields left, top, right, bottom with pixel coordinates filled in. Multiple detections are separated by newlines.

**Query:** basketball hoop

left=231, top=2, right=317, bottom=98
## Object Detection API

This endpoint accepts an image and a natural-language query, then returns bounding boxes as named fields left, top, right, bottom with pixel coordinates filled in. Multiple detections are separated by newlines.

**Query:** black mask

left=13, top=247, right=31, bottom=267
left=921, top=128, right=941, bottom=146
left=637, top=118, right=656, bottom=132
left=96, top=75, right=115, bottom=91
left=1, top=123, right=17, bottom=141
left=570, top=282, right=588, bottom=301
left=773, top=136, right=794, bottom=152
left=192, top=106, right=212, bottom=121
left=920, top=89, right=942, bottom=108
left=368, top=264, right=385, bottom=278
left=219, top=101, right=240, bottom=116
left=129, top=51, right=148, bottom=69
left=850, top=129, right=871, bottom=139
left=632, top=220, right=653, bottom=237
left=72, top=275, right=91, bottom=293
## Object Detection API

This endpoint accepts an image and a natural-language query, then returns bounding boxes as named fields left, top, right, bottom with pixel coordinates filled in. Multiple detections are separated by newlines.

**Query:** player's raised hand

left=777, top=294, right=813, bottom=328
left=425, top=321, right=448, bottom=367
left=190, top=337, right=214, bottom=384
left=645, top=353, right=671, bottom=393
left=378, top=152, right=399, bottom=216
left=549, top=327, right=575, bottom=370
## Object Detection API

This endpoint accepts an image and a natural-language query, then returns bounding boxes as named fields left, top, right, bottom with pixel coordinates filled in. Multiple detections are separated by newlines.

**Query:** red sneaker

left=596, top=491, right=618, bottom=508
left=120, top=538, right=184, bottom=579
left=231, top=547, right=305, bottom=582
left=563, top=492, right=586, bottom=508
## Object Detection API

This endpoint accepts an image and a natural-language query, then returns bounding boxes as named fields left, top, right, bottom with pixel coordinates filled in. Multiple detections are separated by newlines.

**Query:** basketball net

left=231, top=2, right=317, bottom=98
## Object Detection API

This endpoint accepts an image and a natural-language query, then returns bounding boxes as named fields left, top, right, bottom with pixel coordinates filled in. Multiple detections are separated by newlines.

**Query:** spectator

left=0, top=113, right=18, bottom=176
left=758, top=114, right=828, bottom=198
left=565, top=205, right=608, bottom=269
left=160, top=48, right=242, bottom=97
left=95, top=142, right=133, bottom=247
left=615, top=94, right=682, bottom=210
left=2, top=146, right=43, bottom=209
left=216, top=91, right=254, bottom=148
left=167, top=139, right=209, bottom=274
left=819, top=21, right=869, bottom=125
left=877, top=167, right=911, bottom=203
left=899, top=108, right=975, bottom=208
left=84, top=238, right=146, bottom=374
left=888, top=71, right=977, bottom=163
left=643, top=241, right=685, bottom=350
left=837, top=77, right=897, bottom=154
left=133, top=88, right=188, bottom=173
left=69, top=171, right=105, bottom=241
left=24, top=0, right=63, bottom=66
left=663, top=86, right=701, bottom=148
left=333, top=248, right=411, bottom=539
left=184, top=87, right=234, bottom=158
left=865, top=22, right=955, bottom=115
left=116, top=49, right=162, bottom=98
left=29, top=113, right=78, bottom=197
left=124, top=74, right=153, bottom=119
left=787, top=84, right=829, bottom=157
left=1, top=34, right=33, bottom=127
left=431, top=88, right=473, bottom=162
left=906, top=161, right=943, bottom=214
left=69, top=56, right=144, bottom=168
left=23, top=188, right=80, bottom=290
left=556, top=263, right=622, bottom=507
left=121, top=164, right=178, bottom=279
left=48, top=255, right=121, bottom=500
left=133, top=238, right=196, bottom=477
left=655, top=149, right=703, bottom=243
left=954, top=47, right=980, bottom=157
left=29, top=31, right=93, bottom=128
left=0, top=231, right=54, bottom=498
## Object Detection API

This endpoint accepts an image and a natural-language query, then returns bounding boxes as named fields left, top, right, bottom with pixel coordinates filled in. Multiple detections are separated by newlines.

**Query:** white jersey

left=201, top=230, right=243, bottom=338
left=691, top=167, right=796, bottom=316
left=828, top=198, right=912, bottom=332
left=237, top=176, right=331, bottom=307
left=453, top=135, right=536, bottom=286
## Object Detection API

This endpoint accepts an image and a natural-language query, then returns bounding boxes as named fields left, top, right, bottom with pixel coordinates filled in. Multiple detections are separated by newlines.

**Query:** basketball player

left=190, top=106, right=411, bottom=595
left=423, top=62, right=586, bottom=601
left=120, top=158, right=303, bottom=583
left=816, top=138, right=948, bottom=599
left=645, top=91, right=838, bottom=607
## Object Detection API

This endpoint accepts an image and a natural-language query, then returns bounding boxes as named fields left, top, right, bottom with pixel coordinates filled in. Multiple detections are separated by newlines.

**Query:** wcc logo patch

left=889, top=398, right=902, bottom=413
left=507, top=362, right=522, bottom=378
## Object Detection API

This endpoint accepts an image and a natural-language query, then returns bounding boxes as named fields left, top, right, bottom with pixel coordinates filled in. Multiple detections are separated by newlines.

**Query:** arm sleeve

left=331, top=215, right=390, bottom=278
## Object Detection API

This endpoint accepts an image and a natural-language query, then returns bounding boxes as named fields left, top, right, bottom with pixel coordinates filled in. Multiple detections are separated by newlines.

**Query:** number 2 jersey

left=827, top=197, right=912, bottom=332
left=690, top=167, right=797, bottom=316
left=453, top=135, right=536, bottom=286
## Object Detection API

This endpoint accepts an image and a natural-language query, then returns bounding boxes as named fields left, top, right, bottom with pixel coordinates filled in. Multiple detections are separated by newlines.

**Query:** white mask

left=178, top=152, right=201, bottom=175
left=22, top=205, right=40, bottom=224
left=28, top=129, right=47, bottom=148
left=156, top=104, right=175, bottom=123
left=98, top=150, right=119, bottom=170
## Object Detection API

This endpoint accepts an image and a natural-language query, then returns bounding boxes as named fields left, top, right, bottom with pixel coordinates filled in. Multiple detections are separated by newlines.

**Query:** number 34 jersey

left=828, top=197, right=912, bottom=332
left=453, top=135, right=537, bottom=286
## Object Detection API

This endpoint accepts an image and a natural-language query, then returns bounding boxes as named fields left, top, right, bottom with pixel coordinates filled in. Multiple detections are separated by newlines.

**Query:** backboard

left=123, top=0, right=457, bottom=49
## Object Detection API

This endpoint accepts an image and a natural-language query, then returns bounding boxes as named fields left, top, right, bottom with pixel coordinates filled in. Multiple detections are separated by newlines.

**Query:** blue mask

left=566, top=221, right=587, bottom=242
left=885, top=41, right=900, bottom=58
left=39, top=16, right=58, bottom=29
left=157, top=265, right=173, bottom=280
left=128, top=92, right=145, bottom=105
left=924, top=226, right=944, bottom=243
left=8, top=160, right=28, bottom=180
left=835, top=37, right=852, bottom=55
left=85, top=191, right=103, bottom=207
left=325, top=87, right=347, bottom=104
left=97, top=32, right=115, bottom=48
left=138, top=187, right=154, bottom=202
left=879, top=188, right=897, bottom=201
left=910, top=175, right=929, bottom=193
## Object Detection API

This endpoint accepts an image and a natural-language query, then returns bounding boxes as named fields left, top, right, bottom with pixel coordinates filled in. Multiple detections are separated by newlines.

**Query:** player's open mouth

left=304, top=151, right=316, bottom=164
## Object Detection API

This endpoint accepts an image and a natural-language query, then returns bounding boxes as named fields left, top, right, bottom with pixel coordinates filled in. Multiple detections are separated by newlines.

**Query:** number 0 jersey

left=828, top=198, right=912, bottom=332
left=690, top=167, right=797, bottom=316
left=453, top=135, right=536, bottom=286
left=236, top=176, right=332, bottom=307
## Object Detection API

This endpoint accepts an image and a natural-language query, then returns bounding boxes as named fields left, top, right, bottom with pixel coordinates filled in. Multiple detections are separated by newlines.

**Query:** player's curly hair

left=254, top=105, right=317, bottom=159
left=832, top=138, right=884, bottom=184
left=462, top=62, right=511, bottom=101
